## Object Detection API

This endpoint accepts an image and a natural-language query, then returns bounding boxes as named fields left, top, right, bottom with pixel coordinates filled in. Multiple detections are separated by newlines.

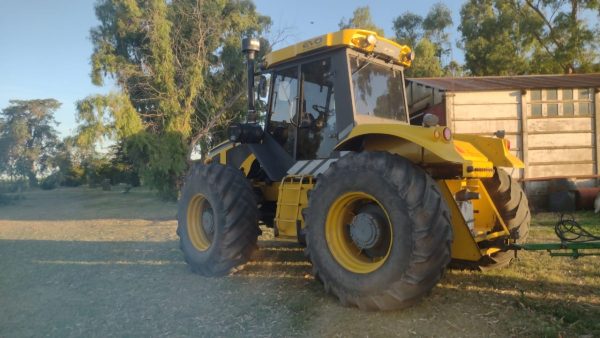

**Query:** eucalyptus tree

left=0, top=99, right=61, bottom=186
left=84, top=0, right=270, bottom=198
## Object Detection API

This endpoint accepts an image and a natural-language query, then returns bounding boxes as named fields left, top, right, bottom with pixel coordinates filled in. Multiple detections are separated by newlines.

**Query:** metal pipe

left=241, top=37, right=260, bottom=123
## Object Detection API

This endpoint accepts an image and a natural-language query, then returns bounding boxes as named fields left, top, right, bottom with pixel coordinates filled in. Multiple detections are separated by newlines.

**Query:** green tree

left=392, top=3, right=453, bottom=77
left=422, top=3, right=453, bottom=61
left=459, top=0, right=531, bottom=75
left=85, top=0, right=270, bottom=199
left=513, top=0, right=600, bottom=73
left=339, top=6, right=384, bottom=36
left=0, top=99, right=61, bottom=186
left=409, top=38, right=444, bottom=78
left=459, top=0, right=600, bottom=75
left=393, top=12, right=423, bottom=47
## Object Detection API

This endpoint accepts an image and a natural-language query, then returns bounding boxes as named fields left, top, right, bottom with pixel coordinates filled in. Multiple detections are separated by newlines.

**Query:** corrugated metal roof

left=408, top=73, right=600, bottom=92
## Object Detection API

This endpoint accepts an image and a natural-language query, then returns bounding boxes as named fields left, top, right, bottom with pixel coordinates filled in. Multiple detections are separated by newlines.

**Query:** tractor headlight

left=366, top=34, right=377, bottom=46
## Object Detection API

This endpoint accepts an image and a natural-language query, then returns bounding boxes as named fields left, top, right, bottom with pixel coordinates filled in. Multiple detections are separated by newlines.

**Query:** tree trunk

left=27, top=171, right=37, bottom=188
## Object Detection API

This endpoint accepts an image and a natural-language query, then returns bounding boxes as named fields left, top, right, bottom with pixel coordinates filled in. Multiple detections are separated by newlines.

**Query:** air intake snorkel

left=241, top=37, right=260, bottom=123
left=228, top=37, right=264, bottom=144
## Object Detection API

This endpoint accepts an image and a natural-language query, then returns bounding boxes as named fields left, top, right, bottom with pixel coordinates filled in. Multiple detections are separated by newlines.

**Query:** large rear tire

left=177, top=163, right=260, bottom=276
left=304, top=152, right=452, bottom=311
left=478, top=168, right=530, bottom=270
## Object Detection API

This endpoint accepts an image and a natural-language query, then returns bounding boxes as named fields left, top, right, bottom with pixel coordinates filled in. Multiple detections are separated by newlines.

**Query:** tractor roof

left=264, top=29, right=413, bottom=69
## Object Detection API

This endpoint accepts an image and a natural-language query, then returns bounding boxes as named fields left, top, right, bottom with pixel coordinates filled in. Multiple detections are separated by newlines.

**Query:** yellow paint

left=481, top=247, right=502, bottom=256
left=274, top=176, right=314, bottom=237
left=325, top=192, right=392, bottom=274
left=265, top=29, right=413, bottom=68
left=437, top=180, right=481, bottom=261
left=337, top=123, right=495, bottom=178
left=239, top=154, right=256, bottom=176
left=454, top=134, right=524, bottom=168
left=443, top=179, right=508, bottom=237
left=440, top=178, right=512, bottom=262
left=257, top=182, right=280, bottom=202
left=186, top=194, right=211, bottom=251
left=205, top=140, right=234, bottom=165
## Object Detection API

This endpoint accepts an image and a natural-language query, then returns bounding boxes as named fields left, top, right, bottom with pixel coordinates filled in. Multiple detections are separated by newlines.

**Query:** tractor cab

left=262, top=29, right=413, bottom=161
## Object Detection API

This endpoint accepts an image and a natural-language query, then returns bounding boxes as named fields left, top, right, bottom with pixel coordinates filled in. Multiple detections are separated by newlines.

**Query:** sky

left=0, top=0, right=465, bottom=138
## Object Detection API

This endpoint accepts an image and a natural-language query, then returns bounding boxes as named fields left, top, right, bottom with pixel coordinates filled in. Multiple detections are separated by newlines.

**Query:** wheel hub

left=202, top=208, right=215, bottom=237
left=349, top=212, right=382, bottom=250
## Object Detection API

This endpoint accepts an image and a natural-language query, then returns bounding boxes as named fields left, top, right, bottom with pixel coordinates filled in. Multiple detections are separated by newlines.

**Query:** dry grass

left=1, top=188, right=599, bottom=337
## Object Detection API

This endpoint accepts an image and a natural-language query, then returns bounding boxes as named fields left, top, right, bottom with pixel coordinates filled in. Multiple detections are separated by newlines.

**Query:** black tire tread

left=304, top=152, right=453, bottom=311
left=177, top=163, right=259, bottom=277
left=479, top=168, right=531, bottom=270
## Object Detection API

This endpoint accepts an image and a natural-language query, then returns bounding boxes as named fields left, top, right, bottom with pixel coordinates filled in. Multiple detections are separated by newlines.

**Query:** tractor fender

left=335, top=123, right=483, bottom=166
left=453, top=134, right=523, bottom=168
left=335, top=123, right=524, bottom=177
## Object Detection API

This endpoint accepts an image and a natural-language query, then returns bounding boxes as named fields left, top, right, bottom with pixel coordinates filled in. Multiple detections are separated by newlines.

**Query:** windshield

left=350, top=56, right=408, bottom=123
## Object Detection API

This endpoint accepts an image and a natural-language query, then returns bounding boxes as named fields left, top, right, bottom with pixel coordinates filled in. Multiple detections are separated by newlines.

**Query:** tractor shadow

left=233, top=239, right=313, bottom=280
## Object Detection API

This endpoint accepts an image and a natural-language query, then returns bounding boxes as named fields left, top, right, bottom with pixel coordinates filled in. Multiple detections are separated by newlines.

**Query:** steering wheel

left=312, top=104, right=330, bottom=116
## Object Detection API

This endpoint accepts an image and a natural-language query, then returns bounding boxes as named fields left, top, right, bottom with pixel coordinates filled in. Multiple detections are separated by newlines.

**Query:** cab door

left=267, top=66, right=299, bottom=158
left=296, top=57, right=337, bottom=160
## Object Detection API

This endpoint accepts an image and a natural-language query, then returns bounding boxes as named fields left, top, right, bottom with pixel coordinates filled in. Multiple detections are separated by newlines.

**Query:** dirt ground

left=1, top=188, right=599, bottom=337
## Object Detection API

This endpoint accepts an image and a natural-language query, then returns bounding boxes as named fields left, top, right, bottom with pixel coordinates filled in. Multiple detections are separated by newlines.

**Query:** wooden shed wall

left=446, top=90, right=523, bottom=179
left=446, top=88, right=598, bottom=208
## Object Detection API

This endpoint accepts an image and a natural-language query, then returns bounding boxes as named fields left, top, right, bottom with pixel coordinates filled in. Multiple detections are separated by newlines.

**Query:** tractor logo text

left=302, top=36, right=324, bottom=50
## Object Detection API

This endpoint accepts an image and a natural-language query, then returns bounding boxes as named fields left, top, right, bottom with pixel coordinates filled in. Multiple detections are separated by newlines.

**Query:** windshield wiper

left=351, top=57, right=373, bottom=76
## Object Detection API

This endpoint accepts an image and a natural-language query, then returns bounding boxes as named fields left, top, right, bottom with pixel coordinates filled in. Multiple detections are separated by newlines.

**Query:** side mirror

left=258, top=75, right=268, bottom=98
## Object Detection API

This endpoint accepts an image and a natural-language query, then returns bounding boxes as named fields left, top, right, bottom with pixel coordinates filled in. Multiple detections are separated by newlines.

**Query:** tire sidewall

left=177, top=164, right=228, bottom=267
left=307, top=161, right=415, bottom=294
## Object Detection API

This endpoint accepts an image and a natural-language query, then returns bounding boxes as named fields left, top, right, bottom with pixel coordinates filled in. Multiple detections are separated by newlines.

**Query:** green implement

left=511, top=241, right=600, bottom=258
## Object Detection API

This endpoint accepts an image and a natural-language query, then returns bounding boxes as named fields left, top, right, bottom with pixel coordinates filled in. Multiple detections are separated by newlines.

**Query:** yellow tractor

left=177, top=29, right=530, bottom=310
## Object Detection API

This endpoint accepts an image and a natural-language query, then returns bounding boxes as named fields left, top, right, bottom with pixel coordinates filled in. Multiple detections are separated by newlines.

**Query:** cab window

left=268, top=67, right=298, bottom=156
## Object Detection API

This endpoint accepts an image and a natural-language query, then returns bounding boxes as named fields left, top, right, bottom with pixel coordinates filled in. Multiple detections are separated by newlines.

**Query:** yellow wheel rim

left=187, top=194, right=213, bottom=251
left=325, top=192, right=393, bottom=274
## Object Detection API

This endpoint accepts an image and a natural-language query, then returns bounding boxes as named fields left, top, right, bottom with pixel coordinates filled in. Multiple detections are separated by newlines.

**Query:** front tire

left=177, top=163, right=260, bottom=276
left=305, top=152, right=452, bottom=310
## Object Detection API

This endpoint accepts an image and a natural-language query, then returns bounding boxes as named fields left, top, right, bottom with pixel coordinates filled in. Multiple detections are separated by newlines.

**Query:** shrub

left=40, top=173, right=61, bottom=190
left=0, top=180, right=28, bottom=193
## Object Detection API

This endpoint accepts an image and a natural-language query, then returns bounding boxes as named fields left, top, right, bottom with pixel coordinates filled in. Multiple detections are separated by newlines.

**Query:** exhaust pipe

left=242, top=37, right=260, bottom=123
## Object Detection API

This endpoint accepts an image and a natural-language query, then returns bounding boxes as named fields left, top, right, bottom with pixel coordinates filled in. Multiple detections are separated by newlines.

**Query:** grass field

left=1, top=187, right=599, bottom=337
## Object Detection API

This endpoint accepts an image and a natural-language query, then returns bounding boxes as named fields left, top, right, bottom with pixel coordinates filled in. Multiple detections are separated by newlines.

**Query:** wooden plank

left=528, top=148, right=593, bottom=163
left=454, top=120, right=520, bottom=134
left=529, top=163, right=594, bottom=177
left=528, top=132, right=593, bottom=148
left=521, top=90, right=529, bottom=180
left=595, top=89, right=600, bottom=176
left=530, top=160, right=593, bottom=166
left=453, top=91, right=520, bottom=105
left=444, top=93, right=455, bottom=130
left=529, top=145, right=593, bottom=150
left=452, top=103, right=519, bottom=119
left=527, top=117, right=593, bottom=133
left=529, top=130, right=592, bottom=135
left=521, top=174, right=600, bottom=182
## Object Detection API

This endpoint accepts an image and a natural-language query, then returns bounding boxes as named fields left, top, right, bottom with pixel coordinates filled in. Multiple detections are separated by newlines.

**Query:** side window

left=297, top=58, right=336, bottom=160
left=268, top=67, right=298, bottom=156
